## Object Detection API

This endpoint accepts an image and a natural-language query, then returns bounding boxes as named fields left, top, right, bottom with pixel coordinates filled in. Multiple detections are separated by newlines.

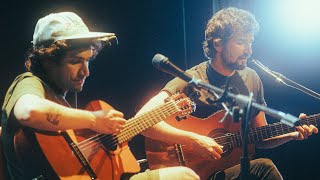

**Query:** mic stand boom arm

left=190, top=77, right=299, bottom=127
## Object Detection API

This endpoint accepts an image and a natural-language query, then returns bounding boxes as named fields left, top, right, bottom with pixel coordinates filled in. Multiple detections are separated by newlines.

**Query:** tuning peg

left=176, top=115, right=188, bottom=122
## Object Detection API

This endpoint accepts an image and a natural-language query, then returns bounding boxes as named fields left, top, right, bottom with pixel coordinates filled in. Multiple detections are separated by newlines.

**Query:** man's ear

left=213, top=38, right=223, bottom=52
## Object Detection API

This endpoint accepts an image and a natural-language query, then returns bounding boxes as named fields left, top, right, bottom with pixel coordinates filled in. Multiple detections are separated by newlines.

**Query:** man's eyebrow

left=236, top=37, right=254, bottom=42
left=67, top=56, right=83, bottom=60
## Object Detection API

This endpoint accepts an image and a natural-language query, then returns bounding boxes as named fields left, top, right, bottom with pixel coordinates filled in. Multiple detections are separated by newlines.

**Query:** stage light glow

left=274, top=0, right=320, bottom=39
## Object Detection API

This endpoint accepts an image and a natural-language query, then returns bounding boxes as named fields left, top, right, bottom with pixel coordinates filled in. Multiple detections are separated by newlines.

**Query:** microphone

left=250, top=59, right=286, bottom=85
left=251, top=59, right=320, bottom=100
left=152, top=54, right=194, bottom=83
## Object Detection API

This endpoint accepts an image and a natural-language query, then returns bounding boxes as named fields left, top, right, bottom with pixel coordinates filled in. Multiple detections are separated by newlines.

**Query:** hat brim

left=56, top=32, right=116, bottom=42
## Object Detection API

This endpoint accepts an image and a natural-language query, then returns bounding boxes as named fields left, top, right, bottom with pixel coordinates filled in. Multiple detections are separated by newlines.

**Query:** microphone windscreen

left=152, top=54, right=167, bottom=69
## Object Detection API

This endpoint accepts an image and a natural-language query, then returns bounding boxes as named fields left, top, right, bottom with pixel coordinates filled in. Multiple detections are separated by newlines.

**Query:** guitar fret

left=259, top=127, right=263, bottom=141
left=280, top=124, right=288, bottom=134
left=144, top=116, right=152, bottom=127
left=274, top=124, right=279, bottom=136
left=272, top=125, right=277, bottom=137
left=285, top=124, right=290, bottom=134
left=142, top=117, right=149, bottom=130
left=146, top=109, right=157, bottom=125
left=263, top=126, right=268, bottom=139
left=277, top=124, right=282, bottom=136
left=257, top=127, right=262, bottom=142
left=267, top=125, right=272, bottom=138
left=269, top=126, right=273, bottom=138
left=253, top=127, right=259, bottom=143
left=279, top=125, right=283, bottom=136
left=159, top=107, right=169, bottom=120
left=135, top=120, right=142, bottom=132
left=256, top=127, right=261, bottom=142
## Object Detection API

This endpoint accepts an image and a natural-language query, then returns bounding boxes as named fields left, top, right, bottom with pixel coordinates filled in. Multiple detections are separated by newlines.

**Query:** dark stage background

left=1, top=1, right=320, bottom=179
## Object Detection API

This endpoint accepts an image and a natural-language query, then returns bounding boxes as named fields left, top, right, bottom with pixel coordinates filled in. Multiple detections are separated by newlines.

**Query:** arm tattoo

left=45, top=108, right=61, bottom=126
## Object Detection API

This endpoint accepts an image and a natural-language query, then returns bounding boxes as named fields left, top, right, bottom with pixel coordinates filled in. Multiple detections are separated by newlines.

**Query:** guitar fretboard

left=214, top=113, right=320, bottom=148
left=116, top=100, right=179, bottom=143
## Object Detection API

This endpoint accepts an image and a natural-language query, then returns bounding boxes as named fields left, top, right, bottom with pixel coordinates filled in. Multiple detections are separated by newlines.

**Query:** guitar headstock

left=165, top=93, right=196, bottom=121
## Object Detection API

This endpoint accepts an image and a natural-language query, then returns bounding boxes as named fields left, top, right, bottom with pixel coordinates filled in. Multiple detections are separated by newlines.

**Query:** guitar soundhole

left=97, top=134, right=118, bottom=151
left=208, top=128, right=233, bottom=157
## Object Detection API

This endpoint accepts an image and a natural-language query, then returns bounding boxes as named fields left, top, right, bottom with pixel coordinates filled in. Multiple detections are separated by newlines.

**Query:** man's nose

left=244, top=44, right=252, bottom=55
left=80, top=62, right=90, bottom=77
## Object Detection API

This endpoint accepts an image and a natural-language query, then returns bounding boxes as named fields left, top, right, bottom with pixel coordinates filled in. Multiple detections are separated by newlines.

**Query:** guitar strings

left=77, top=100, right=176, bottom=147
left=79, top=105, right=178, bottom=157
left=78, top=102, right=176, bottom=149
left=77, top=102, right=179, bottom=156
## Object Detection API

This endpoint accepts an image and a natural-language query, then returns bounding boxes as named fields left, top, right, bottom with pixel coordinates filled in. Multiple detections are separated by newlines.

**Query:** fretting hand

left=291, top=113, right=318, bottom=140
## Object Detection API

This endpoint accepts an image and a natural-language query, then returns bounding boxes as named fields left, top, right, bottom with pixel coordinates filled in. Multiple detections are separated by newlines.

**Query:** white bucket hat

left=32, top=12, right=115, bottom=47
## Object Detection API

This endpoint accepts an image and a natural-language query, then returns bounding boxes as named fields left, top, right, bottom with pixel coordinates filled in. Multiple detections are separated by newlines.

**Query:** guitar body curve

left=145, top=110, right=255, bottom=180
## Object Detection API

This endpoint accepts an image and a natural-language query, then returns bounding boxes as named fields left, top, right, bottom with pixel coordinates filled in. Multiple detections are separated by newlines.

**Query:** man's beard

left=228, top=60, right=247, bottom=70
left=222, top=53, right=248, bottom=70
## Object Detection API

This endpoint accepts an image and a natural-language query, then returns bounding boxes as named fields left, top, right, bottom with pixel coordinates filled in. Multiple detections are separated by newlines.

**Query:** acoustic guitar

left=14, top=94, right=193, bottom=180
left=145, top=110, right=320, bottom=179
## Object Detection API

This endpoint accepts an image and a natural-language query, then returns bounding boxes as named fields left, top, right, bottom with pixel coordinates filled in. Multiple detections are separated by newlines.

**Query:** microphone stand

left=204, top=78, right=253, bottom=179
left=251, top=59, right=320, bottom=100
left=240, top=92, right=253, bottom=180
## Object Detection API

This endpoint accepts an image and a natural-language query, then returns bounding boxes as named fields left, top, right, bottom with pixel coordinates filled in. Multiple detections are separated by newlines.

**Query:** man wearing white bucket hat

left=1, top=12, right=200, bottom=180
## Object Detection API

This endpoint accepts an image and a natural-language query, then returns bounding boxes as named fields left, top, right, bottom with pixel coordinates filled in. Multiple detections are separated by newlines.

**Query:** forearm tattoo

left=45, top=108, right=61, bottom=126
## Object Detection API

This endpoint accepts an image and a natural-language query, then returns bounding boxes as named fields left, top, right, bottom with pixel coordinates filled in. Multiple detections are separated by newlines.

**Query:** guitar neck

left=224, top=113, right=320, bottom=148
left=116, top=101, right=179, bottom=143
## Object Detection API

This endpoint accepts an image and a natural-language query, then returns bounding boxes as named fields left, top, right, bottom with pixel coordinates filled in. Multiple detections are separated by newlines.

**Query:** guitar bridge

left=174, top=144, right=187, bottom=167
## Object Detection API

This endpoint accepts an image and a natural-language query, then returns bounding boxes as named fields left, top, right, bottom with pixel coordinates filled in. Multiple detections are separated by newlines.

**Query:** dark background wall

left=1, top=1, right=320, bottom=179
